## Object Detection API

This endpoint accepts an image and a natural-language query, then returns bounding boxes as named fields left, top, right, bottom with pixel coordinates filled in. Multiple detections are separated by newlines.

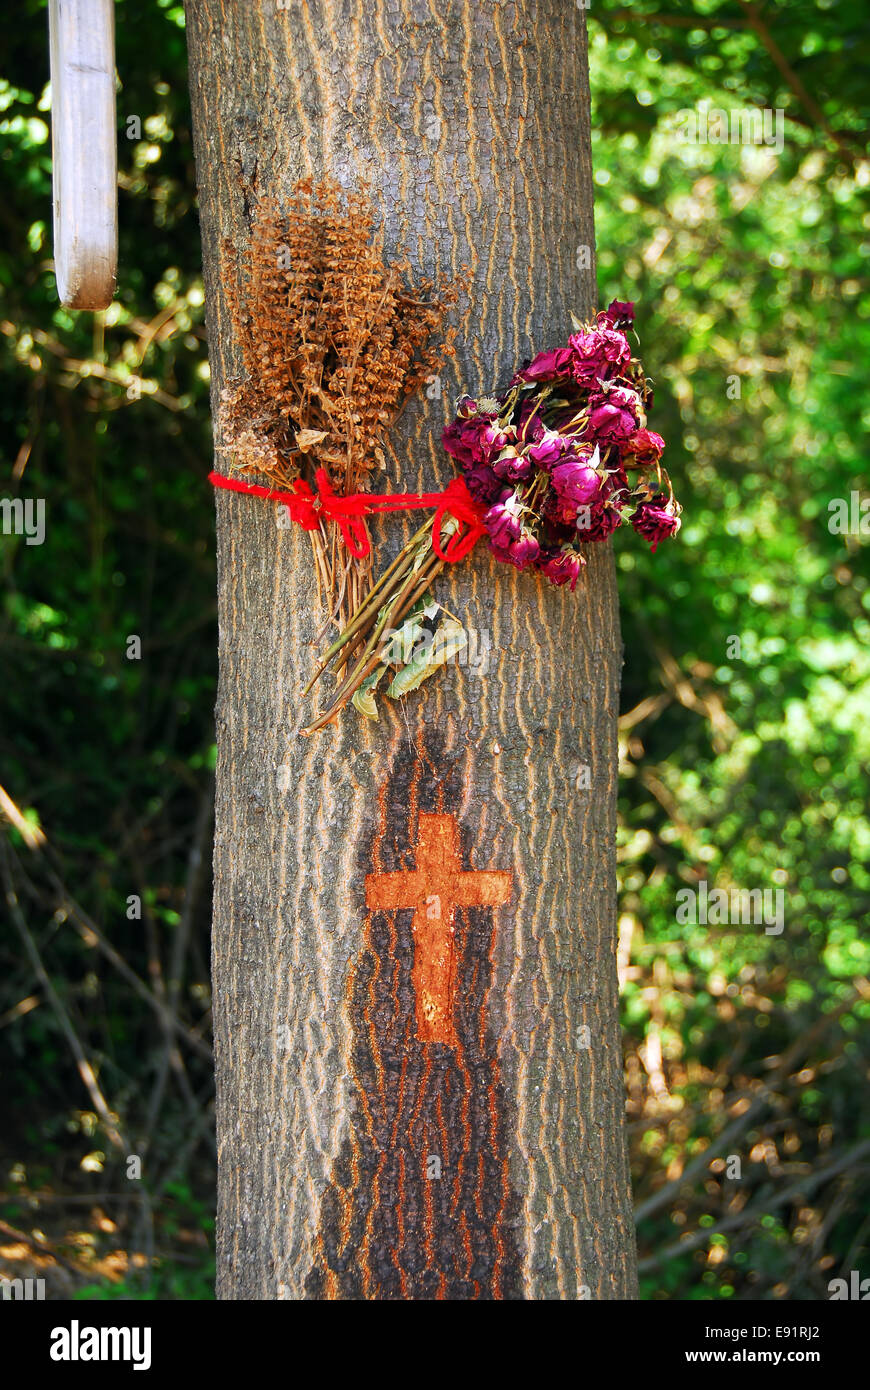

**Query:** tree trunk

left=184, top=0, right=637, bottom=1300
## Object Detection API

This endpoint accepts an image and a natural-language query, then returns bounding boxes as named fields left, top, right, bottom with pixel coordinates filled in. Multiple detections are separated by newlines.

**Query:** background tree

left=184, top=0, right=637, bottom=1300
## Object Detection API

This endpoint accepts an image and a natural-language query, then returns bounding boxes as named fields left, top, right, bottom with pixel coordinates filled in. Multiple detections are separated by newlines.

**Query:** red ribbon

left=207, top=468, right=487, bottom=563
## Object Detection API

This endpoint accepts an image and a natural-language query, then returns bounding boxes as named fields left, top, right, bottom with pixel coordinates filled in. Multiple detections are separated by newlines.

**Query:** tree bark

left=184, top=0, right=637, bottom=1300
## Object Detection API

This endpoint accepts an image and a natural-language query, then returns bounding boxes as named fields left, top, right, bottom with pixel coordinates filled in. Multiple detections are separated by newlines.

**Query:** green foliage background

left=0, top=0, right=867, bottom=1299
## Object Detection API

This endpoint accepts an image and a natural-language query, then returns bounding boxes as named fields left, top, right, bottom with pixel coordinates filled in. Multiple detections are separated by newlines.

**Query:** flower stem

left=302, top=516, right=433, bottom=695
left=301, top=518, right=455, bottom=734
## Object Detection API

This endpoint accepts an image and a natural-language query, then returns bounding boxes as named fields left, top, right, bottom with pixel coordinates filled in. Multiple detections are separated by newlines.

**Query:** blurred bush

left=593, top=0, right=870, bottom=1299
left=0, top=0, right=215, bottom=1299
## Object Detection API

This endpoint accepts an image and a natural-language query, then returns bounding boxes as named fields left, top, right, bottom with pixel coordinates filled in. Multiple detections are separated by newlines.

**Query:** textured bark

left=184, top=0, right=637, bottom=1300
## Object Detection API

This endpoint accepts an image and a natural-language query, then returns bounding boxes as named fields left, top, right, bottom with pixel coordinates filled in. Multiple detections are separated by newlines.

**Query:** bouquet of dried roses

left=442, top=298, right=680, bottom=591
left=302, top=300, right=680, bottom=732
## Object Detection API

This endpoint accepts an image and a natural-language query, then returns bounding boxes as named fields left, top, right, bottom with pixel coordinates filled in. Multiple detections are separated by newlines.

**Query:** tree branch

left=638, top=1140, right=870, bottom=1272
left=0, top=840, right=126, bottom=1152
left=736, top=0, right=856, bottom=161
left=605, top=10, right=748, bottom=29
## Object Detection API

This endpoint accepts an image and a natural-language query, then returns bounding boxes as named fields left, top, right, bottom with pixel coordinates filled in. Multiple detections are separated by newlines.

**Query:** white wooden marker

left=49, top=0, right=117, bottom=310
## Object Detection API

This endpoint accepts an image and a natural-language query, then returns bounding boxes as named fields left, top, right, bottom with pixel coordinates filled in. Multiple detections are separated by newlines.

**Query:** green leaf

left=386, top=614, right=467, bottom=698
left=351, top=667, right=387, bottom=720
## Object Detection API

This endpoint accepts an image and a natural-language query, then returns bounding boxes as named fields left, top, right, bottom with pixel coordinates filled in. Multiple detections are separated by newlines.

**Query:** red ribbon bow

left=207, top=469, right=487, bottom=563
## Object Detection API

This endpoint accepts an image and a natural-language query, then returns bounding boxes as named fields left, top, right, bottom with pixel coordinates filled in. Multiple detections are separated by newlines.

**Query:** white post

left=49, top=0, right=117, bottom=310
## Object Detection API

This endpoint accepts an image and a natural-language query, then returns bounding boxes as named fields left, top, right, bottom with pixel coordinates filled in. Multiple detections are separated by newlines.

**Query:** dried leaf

left=295, top=428, right=328, bottom=451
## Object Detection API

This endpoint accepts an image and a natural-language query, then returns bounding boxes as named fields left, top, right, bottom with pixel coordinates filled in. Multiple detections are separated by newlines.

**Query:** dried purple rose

left=440, top=302, right=681, bottom=589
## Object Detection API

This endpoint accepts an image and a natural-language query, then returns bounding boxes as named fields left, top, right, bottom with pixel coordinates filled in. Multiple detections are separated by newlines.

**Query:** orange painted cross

left=366, top=813, right=512, bottom=1047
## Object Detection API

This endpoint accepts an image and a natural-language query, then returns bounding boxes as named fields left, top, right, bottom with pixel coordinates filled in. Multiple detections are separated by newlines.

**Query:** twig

left=638, top=1141, right=870, bottom=1273
left=0, top=782, right=46, bottom=850
left=634, top=985, right=866, bottom=1224
left=12, top=844, right=211, bottom=1062
left=736, top=0, right=857, bottom=162
left=0, top=1217, right=109, bottom=1283
left=0, top=841, right=126, bottom=1152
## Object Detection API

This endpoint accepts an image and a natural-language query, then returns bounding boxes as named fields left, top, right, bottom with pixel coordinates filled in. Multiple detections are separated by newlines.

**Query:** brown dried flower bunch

left=219, top=177, right=468, bottom=624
